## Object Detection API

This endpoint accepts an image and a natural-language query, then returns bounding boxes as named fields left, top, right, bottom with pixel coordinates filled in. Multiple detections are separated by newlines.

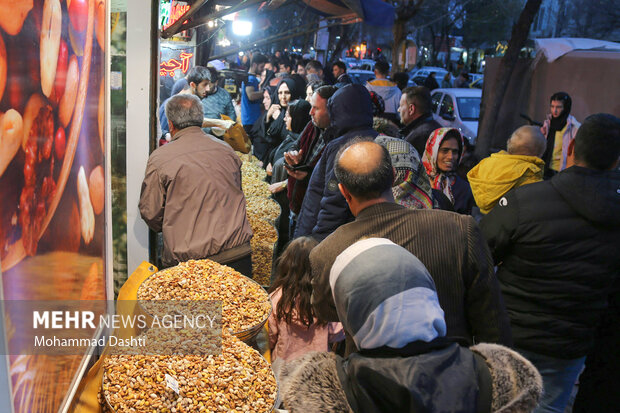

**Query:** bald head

left=334, top=139, right=393, bottom=201
left=507, top=126, right=546, bottom=157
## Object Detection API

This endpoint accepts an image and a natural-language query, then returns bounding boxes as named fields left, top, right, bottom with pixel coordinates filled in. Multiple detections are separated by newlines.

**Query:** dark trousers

left=223, top=254, right=253, bottom=279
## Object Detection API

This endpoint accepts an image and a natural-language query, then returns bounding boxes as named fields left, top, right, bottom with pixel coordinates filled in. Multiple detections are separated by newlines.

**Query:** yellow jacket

left=467, top=151, right=544, bottom=214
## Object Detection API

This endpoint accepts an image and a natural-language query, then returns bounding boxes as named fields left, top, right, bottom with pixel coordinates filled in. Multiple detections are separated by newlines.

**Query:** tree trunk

left=391, top=1, right=425, bottom=74
left=475, top=0, right=543, bottom=160
left=392, top=18, right=405, bottom=73
left=332, top=25, right=353, bottom=64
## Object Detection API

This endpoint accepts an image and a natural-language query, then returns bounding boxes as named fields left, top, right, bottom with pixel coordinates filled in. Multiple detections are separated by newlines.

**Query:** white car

left=409, top=66, right=449, bottom=86
left=348, top=69, right=375, bottom=85
left=430, top=88, right=481, bottom=145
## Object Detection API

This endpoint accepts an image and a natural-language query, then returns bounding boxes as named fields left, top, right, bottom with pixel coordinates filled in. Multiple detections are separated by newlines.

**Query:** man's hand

left=203, top=118, right=235, bottom=129
left=286, top=169, right=308, bottom=180
left=266, top=163, right=273, bottom=176
left=284, top=149, right=303, bottom=166
left=268, top=181, right=287, bottom=194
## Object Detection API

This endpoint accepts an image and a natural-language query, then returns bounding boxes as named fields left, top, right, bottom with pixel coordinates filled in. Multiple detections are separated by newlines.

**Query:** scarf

left=543, top=93, right=572, bottom=166
left=422, top=127, right=464, bottom=204
left=375, top=135, right=434, bottom=209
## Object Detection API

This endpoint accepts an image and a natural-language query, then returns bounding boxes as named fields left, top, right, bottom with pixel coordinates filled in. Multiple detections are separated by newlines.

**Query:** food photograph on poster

left=0, top=0, right=107, bottom=411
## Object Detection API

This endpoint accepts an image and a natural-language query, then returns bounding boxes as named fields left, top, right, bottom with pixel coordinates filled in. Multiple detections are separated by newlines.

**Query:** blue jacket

left=294, top=84, right=378, bottom=240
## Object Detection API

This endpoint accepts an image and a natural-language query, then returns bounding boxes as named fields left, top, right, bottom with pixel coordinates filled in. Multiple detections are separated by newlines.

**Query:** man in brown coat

left=140, top=94, right=253, bottom=273
left=310, top=139, right=511, bottom=354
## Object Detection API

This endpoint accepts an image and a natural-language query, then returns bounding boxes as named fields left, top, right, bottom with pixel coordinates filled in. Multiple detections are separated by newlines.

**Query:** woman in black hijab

left=252, top=78, right=301, bottom=166
left=267, top=98, right=312, bottom=260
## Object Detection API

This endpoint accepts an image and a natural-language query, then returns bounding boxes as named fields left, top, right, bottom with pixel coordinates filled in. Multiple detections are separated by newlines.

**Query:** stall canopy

left=299, top=0, right=395, bottom=27
left=535, top=37, right=620, bottom=62
left=162, top=0, right=395, bottom=38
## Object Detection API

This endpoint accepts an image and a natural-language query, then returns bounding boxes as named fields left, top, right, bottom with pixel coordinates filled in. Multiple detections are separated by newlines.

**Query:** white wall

left=125, top=0, right=153, bottom=273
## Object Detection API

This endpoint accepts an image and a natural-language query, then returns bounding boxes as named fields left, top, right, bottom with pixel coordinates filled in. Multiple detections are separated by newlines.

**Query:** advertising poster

left=0, top=0, right=108, bottom=411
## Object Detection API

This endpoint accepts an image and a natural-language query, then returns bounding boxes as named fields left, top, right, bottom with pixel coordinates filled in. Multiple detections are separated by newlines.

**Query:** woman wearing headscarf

left=267, top=99, right=312, bottom=258
left=375, top=135, right=453, bottom=211
left=422, top=127, right=475, bottom=215
left=252, top=78, right=301, bottom=166
left=273, top=238, right=543, bottom=413
left=539, top=92, right=581, bottom=178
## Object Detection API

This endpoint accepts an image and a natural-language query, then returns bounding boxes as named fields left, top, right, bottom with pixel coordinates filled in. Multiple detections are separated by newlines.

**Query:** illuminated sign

left=160, top=1, right=191, bottom=29
left=160, top=52, right=193, bottom=77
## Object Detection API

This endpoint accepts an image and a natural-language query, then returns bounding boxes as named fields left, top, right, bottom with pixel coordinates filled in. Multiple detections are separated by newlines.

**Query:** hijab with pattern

left=422, top=127, right=464, bottom=204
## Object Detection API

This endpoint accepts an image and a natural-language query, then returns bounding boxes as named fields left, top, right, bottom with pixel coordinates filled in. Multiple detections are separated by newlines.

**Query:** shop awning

left=299, top=0, right=394, bottom=27
left=162, top=0, right=395, bottom=38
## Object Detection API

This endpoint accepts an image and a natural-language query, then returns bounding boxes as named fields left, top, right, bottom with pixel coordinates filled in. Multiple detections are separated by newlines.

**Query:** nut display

left=248, top=215, right=278, bottom=286
left=102, top=331, right=278, bottom=412
left=246, top=197, right=280, bottom=225
left=137, top=259, right=271, bottom=335
left=241, top=175, right=270, bottom=198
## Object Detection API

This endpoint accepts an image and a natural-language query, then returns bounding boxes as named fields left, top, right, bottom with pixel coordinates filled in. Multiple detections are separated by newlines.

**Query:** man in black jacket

left=398, top=86, right=442, bottom=155
left=480, top=113, right=620, bottom=413
left=294, top=84, right=378, bottom=240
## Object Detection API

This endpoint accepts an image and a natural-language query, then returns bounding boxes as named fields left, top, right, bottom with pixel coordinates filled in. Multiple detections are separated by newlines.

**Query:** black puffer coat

left=480, top=166, right=620, bottom=359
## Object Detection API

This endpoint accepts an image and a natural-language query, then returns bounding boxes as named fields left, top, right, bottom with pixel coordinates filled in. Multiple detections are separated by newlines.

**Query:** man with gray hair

left=467, top=125, right=546, bottom=214
left=140, top=94, right=253, bottom=273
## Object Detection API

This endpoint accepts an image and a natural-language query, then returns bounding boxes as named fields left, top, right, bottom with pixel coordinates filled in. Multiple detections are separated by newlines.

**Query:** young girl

left=268, top=237, right=344, bottom=362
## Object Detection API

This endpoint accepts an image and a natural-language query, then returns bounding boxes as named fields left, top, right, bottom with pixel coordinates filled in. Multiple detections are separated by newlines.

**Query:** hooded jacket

left=294, top=84, right=378, bottom=240
left=467, top=151, right=544, bottom=214
left=275, top=343, right=542, bottom=413
left=365, top=78, right=402, bottom=114
left=481, top=166, right=620, bottom=358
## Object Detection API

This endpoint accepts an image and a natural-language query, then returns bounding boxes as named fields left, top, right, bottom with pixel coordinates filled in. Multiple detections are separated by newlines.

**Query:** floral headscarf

left=375, top=135, right=434, bottom=209
left=422, top=128, right=464, bottom=204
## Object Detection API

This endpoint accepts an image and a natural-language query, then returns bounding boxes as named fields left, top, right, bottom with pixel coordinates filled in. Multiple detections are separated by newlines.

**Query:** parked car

left=430, top=88, right=482, bottom=145
left=409, top=66, right=449, bottom=86
left=348, top=69, right=375, bottom=85
left=469, top=74, right=484, bottom=89
left=341, top=57, right=358, bottom=69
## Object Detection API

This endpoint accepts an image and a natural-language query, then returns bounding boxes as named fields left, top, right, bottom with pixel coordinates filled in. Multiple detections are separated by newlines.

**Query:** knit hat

left=330, top=238, right=446, bottom=350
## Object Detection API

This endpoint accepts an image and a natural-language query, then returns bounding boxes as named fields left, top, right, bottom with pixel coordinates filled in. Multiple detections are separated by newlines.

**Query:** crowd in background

left=147, top=50, right=620, bottom=413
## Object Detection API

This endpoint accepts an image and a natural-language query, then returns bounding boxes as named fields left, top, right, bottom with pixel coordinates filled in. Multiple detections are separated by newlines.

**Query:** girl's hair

left=269, top=236, right=322, bottom=328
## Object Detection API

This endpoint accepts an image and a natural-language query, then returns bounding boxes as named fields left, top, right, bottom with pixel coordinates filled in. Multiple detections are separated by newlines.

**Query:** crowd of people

left=142, top=51, right=620, bottom=413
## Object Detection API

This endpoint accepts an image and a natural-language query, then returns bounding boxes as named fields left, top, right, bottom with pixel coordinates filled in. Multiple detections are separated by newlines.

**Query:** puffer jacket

left=294, top=84, right=378, bottom=241
left=480, top=166, right=620, bottom=358
left=467, top=151, right=544, bottom=214
left=274, top=343, right=542, bottom=413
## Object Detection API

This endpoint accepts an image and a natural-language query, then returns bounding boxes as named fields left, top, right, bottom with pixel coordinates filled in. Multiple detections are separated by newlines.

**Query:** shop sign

left=160, top=1, right=190, bottom=29
left=160, top=52, right=194, bottom=77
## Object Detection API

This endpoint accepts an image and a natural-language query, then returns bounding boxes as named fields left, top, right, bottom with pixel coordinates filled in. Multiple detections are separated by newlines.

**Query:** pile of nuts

left=137, top=260, right=271, bottom=334
left=247, top=215, right=278, bottom=286
left=245, top=197, right=280, bottom=225
left=241, top=174, right=271, bottom=198
left=236, top=152, right=280, bottom=287
left=101, top=331, right=278, bottom=412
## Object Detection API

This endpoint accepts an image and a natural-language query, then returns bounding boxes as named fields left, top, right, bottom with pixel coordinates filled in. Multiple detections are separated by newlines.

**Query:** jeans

left=516, top=348, right=586, bottom=413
